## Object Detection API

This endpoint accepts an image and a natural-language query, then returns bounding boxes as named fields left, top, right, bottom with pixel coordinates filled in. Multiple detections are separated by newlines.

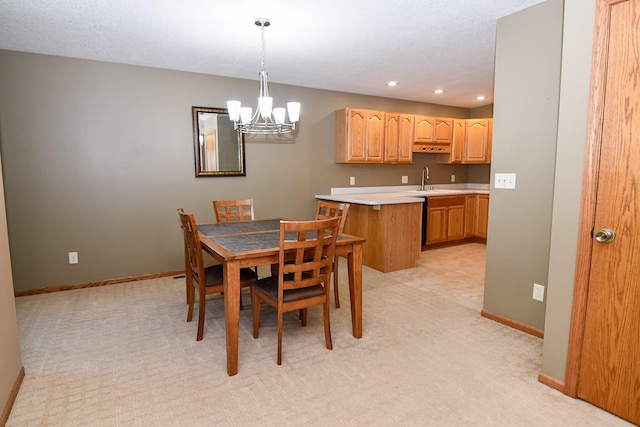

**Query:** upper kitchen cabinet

left=437, top=120, right=465, bottom=164
left=463, top=119, right=492, bottom=163
left=384, top=112, right=413, bottom=164
left=335, top=108, right=384, bottom=163
left=412, top=116, right=453, bottom=153
left=437, top=118, right=493, bottom=164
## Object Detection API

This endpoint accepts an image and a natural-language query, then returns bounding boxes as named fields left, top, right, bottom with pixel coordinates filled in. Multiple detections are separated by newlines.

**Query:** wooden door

left=567, top=1, right=640, bottom=424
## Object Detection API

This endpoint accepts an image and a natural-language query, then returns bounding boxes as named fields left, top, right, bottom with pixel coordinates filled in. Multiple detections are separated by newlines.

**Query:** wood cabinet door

left=463, top=119, right=490, bottom=163
left=434, top=118, right=454, bottom=144
left=426, top=207, right=448, bottom=244
left=365, top=110, right=384, bottom=163
left=398, top=114, right=414, bottom=163
left=384, top=113, right=400, bottom=163
left=347, top=109, right=367, bottom=162
left=414, top=115, right=434, bottom=143
left=447, top=205, right=465, bottom=240
left=464, top=194, right=477, bottom=237
left=475, top=195, right=489, bottom=238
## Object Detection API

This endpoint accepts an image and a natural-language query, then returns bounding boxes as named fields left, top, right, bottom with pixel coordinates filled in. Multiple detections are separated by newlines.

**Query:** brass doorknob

left=595, top=228, right=615, bottom=243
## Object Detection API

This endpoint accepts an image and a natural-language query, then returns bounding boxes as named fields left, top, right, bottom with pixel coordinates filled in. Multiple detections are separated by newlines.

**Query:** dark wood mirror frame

left=192, top=106, right=246, bottom=177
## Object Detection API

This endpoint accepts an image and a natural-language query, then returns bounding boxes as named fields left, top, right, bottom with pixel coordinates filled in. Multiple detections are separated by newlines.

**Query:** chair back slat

left=315, top=201, right=350, bottom=234
left=213, top=199, right=255, bottom=223
left=278, top=218, right=340, bottom=292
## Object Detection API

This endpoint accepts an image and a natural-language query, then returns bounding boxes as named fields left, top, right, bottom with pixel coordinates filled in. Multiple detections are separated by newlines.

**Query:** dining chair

left=315, top=200, right=350, bottom=308
left=250, top=217, right=340, bottom=365
left=212, top=198, right=259, bottom=281
left=213, top=199, right=255, bottom=223
left=178, top=209, right=257, bottom=341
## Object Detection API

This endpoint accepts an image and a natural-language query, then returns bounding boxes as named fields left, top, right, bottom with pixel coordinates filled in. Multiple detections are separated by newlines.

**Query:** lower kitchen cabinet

left=475, top=194, right=489, bottom=238
left=342, top=202, right=422, bottom=273
left=426, top=194, right=489, bottom=247
left=426, top=195, right=466, bottom=244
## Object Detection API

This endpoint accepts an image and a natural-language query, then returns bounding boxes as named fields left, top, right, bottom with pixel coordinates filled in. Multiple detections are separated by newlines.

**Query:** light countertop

left=315, top=184, right=489, bottom=206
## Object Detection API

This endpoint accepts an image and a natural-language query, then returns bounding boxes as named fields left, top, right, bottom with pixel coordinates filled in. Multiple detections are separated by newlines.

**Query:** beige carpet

left=8, top=244, right=632, bottom=426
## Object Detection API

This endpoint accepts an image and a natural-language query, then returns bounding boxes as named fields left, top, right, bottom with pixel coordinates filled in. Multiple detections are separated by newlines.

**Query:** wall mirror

left=192, top=106, right=246, bottom=177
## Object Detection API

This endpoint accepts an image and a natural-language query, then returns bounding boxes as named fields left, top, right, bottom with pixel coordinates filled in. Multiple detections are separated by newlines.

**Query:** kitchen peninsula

left=316, top=185, right=489, bottom=273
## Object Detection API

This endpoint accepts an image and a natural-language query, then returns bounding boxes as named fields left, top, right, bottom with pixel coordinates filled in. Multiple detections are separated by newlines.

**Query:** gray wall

left=484, top=0, right=564, bottom=331
left=0, top=50, right=483, bottom=292
left=542, top=0, right=595, bottom=382
left=0, top=150, right=22, bottom=418
left=486, top=0, right=598, bottom=384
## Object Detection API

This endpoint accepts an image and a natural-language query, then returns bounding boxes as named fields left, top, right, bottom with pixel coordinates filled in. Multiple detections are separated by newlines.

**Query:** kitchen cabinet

left=341, top=201, right=422, bottom=272
left=475, top=194, right=489, bottom=238
left=427, top=194, right=489, bottom=247
left=464, top=194, right=477, bottom=237
left=463, top=119, right=492, bottom=163
left=413, top=116, right=454, bottom=153
left=438, top=118, right=492, bottom=164
left=437, top=120, right=465, bottom=164
left=384, top=112, right=413, bottom=164
left=335, top=108, right=384, bottom=163
left=426, top=195, right=466, bottom=244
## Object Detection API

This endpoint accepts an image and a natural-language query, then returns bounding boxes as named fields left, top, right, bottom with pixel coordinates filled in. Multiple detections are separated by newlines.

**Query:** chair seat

left=194, top=264, right=257, bottom=288
left=252, top=275, right=324, bottom=302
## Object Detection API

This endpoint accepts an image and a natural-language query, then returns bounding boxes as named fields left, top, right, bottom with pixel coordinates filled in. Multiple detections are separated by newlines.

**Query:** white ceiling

left=0, top=0, right=545, bottom=108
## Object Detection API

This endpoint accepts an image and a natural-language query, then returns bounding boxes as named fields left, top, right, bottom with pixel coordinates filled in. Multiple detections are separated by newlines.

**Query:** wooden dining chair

left=178, top=209, right=257, bottom=341
left=250, top=217, right=340, bottom=365
left=315, top=200, right=350, bottom=308
left=213, top=198, right=259, bottom=281
left=213, top=199, right=255, bottom=223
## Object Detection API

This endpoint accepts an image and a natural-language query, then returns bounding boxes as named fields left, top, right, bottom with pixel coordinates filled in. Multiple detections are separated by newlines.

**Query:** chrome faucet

left=421, top=166, right=430, bottom=190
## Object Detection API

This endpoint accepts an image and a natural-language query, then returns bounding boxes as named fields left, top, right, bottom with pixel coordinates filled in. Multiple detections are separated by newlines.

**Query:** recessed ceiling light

left=386, top=81, right=399, bottom=87
left=434, top=89, right=444, bottom=94
left=476, top=95, right=486, bottom=100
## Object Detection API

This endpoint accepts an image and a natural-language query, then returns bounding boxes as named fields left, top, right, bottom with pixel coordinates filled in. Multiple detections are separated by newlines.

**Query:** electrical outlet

left=533, top=283, right=545, bottom=302
left=349, top=176, right=356, bottom=185
left=451, top=174, right=456, bottom=182
left=495, top=173, right=516, bottom=189
left=68, top=251, right=78, bottom=264
left=401, top=175, right=408, bottom=184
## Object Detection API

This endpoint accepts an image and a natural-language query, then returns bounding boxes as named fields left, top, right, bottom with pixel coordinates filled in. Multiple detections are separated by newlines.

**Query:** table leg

left=347, top=242, right=363, bottom=338
left=223, top=260, right=241, bottom=376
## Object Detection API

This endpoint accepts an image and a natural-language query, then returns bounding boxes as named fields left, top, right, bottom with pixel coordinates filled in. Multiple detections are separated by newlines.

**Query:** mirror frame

left=192, top=106, right=246, bottom=177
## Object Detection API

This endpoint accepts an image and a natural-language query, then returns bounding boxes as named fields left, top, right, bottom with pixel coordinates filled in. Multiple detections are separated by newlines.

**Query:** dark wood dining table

left=197, top=219, right=366, bottom=376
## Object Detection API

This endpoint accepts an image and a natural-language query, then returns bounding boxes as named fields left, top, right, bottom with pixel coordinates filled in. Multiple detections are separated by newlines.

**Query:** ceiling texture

left=0, top=0, right=545, bottom=108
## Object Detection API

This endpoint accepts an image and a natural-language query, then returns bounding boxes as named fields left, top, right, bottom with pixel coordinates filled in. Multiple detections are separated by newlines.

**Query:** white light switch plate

left=533, top=283, right=545, bottom=302
left=495, top=173, right=516, bottom=189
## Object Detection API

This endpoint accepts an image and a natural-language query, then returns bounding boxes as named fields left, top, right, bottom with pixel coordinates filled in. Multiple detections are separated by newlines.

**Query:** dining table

left=197, top=218, right=366, bottom=376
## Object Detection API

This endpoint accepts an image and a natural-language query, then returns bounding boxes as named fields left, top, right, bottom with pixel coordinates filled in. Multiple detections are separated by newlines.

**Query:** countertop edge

left=315, top=189, right=489, bottom=205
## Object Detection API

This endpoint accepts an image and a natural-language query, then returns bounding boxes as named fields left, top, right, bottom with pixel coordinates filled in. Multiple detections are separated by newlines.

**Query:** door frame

left=564, top=0, right=618, bottom=397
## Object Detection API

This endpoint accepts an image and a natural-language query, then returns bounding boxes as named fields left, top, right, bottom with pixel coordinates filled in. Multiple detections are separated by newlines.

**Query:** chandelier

left=227, top=18, right=301, bottom=135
